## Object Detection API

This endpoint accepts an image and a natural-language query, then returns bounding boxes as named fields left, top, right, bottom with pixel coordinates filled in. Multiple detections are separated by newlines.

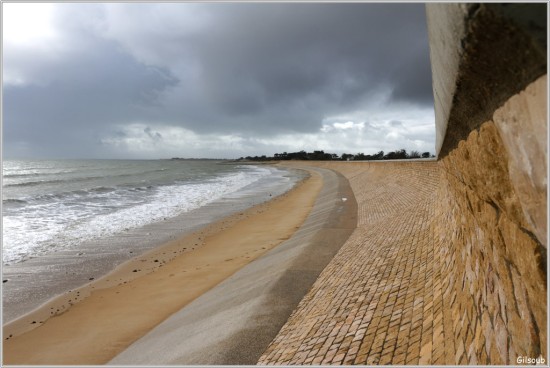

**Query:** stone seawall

left=259, top=4, right=546, bottom=364
left=259, top=153, right=545, bottom=364
left=429, top=3, right=547, bottom=363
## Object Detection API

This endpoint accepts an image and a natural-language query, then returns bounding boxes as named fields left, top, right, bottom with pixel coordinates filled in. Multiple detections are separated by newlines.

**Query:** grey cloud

left=191, top=4, right=431, bottom=126
left=4, top=3, right=434, bottom=158
left=4, top=28, right=177, bottom=158
left=389, top=50, right=434, bottom=104
left=390, top=120, right=404, bottom=127
left=144, top=127, right=162, bottom=141
left=97, top=3, right=433, bottom=132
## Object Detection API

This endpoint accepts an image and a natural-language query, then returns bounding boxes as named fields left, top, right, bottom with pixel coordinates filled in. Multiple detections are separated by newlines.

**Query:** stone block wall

left=436, top=116, right=546, bottom=364
left=427, top=3, right=547, bottom=364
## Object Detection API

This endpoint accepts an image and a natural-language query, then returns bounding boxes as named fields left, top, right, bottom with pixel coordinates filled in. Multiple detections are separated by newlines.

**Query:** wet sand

left=3, top=168, right=322, bottom=365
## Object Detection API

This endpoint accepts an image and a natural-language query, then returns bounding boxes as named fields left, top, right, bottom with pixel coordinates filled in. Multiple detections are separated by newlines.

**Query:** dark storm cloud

left=389, top=48, right=434, bottom=104
left=158, top=3, right=434, bottom=133
left=4, top=3, right=434, bottom=158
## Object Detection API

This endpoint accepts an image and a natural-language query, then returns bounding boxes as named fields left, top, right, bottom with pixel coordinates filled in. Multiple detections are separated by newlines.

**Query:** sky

left=3, top=2, right=435, bottom=159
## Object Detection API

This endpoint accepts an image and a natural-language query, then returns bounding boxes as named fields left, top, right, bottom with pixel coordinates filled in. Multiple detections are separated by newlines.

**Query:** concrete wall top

left=426, top=3, right=547, bottom=158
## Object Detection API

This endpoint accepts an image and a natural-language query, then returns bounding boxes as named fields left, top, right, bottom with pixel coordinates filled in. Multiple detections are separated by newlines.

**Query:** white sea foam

left=2, top=163, right=276, bottom=265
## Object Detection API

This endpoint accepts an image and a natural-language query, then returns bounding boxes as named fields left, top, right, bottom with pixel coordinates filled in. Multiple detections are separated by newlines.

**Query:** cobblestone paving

left=258, top=162, right=450, bottom=365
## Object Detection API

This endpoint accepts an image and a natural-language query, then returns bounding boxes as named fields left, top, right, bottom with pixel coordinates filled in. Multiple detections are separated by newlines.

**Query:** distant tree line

left=240, top=149, right=435, bottom=162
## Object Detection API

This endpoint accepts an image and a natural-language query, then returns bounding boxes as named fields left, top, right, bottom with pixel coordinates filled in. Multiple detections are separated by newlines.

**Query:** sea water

left=2, top=159, right=296, bottom=265
left=2, top=159, right=302, bottom=321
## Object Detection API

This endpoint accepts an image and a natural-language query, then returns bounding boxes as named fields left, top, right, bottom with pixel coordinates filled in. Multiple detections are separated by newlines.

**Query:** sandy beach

left=3, top=167, right=324, bottom=365
left=110, top=165, right=357, bottom=365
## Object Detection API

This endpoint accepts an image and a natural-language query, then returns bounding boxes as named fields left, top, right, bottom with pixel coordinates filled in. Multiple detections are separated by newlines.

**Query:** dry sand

left=2, top=169, right=322, bottom=365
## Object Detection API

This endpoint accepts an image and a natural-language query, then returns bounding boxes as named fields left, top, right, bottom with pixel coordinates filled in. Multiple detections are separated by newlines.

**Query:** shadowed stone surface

left=426, top=3, right=546, bottom=157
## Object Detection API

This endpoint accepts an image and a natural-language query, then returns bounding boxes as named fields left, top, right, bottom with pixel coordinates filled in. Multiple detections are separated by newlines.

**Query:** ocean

left=2, top=159, right=302, bottom=321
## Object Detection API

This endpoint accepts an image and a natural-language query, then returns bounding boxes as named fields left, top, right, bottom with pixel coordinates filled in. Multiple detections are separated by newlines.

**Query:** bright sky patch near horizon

left=3, top=3, right=435, bottom=159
